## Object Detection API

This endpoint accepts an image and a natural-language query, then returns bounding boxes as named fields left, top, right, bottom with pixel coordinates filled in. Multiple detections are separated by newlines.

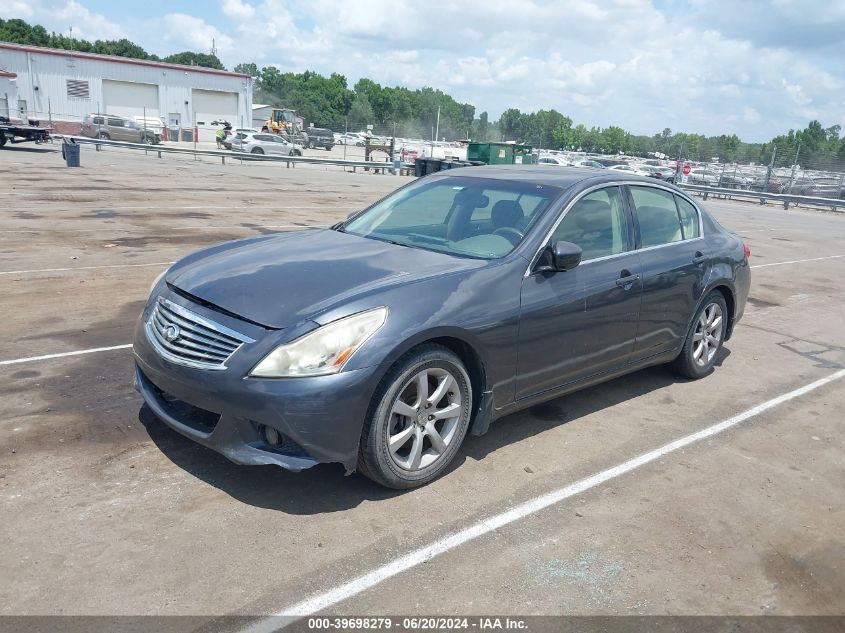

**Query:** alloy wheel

left=693, top=302, right=723, bottom=366
left=387, top=368, right=462, bottom=471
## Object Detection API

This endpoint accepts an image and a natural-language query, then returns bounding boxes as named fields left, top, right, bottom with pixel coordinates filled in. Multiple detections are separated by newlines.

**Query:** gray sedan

left=231, top=132, right=303, bottom=156
left=134, top=166, right=750, bottom=489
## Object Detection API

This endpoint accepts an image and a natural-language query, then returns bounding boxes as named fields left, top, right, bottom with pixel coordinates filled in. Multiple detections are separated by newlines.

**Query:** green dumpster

left=467, top=142, right=534, bottom=165
left=512, top=145, right=533, bottom=165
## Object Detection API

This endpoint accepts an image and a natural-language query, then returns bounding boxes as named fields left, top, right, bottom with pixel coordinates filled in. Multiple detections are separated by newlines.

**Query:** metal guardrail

left=678, top=183, right=845, bottom=212
left=59, top=135, right=410, bottom=173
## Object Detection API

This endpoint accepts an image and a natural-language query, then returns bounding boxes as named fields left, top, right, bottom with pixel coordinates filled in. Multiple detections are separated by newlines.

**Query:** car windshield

left=342, top=176, right=560, bottom=259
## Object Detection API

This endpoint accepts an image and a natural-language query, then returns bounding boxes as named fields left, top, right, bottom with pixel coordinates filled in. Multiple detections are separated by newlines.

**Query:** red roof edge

left=0, top=42, right=251, bottom=79
left=0, top=69, right=18, bottom=78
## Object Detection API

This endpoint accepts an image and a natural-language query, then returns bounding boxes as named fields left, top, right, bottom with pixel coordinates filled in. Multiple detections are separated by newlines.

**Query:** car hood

left=167, top=229, right=484, bottom=329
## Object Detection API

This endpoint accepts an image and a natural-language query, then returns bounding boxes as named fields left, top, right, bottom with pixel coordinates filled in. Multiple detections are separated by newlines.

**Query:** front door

left=516, top=186, right=642, bottom=400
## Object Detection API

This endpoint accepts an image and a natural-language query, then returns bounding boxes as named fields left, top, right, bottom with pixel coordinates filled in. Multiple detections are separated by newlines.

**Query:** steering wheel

left=493, top=226, right=525, bottom=246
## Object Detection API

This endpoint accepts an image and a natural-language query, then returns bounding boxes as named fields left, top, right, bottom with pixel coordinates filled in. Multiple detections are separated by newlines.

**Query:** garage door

left=102, top=80, right=159, bottom=120
left=193, top=89, right=239, bottom=143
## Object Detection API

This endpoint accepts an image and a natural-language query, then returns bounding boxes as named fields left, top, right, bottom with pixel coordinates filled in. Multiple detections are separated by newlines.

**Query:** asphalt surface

left=0, top=143, right=843, bottom=625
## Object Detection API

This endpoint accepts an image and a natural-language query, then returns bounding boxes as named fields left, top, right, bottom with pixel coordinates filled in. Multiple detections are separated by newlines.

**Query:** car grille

left=146, top=297, right=254, bottom=370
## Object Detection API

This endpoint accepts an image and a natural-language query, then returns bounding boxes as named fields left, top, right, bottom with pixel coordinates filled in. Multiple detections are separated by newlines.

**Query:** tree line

left=0, top=17, right=225, bottom=70
left=3, top=17, right=844, bottom=167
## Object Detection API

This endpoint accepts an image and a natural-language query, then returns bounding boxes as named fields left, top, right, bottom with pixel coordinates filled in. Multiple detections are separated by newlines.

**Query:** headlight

left=249, top=307, right=388, bottom=378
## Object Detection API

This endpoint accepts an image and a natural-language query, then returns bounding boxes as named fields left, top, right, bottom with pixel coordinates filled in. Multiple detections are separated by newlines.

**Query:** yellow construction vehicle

left=261, top=108, right=303, bottom=135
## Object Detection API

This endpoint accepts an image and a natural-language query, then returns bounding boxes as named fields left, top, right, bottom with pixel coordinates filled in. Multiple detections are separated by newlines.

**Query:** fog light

left=262, top=425, right=282, bottom=446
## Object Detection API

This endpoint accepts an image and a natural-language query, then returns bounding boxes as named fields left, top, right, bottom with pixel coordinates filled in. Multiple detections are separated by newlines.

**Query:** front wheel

left=250, top=147, right=264, bottom=154
left=358, top=344, right=472, bottom=489
left=670, top=291, right=728, bottom=379
left=290, top=149, right=302, bottom=157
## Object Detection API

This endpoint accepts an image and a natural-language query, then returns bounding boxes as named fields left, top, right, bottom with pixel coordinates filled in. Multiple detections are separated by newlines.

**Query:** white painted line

left=0, top=261, right=174, bottom=276
left=240, top=367, right=845, bottom=631
left=0, top=344, right=133, bottom=367
left=751, top=254, right=844, bottom=269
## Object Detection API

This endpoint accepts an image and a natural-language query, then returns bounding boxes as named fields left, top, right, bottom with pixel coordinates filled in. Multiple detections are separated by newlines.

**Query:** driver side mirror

left=535, top=241, right=582, bottom=274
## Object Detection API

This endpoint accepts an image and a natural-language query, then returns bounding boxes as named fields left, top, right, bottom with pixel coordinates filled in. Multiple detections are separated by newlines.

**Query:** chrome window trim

left=524, top=180, right=705, bottom=277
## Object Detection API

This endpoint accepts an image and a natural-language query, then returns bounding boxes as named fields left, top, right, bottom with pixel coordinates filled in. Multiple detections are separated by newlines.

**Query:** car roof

left=435, top=164, right=678, bottom=191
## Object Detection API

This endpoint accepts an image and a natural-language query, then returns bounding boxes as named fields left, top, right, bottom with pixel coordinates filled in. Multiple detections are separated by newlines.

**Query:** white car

left=231, top=132, right=303, bottom=156
left=608, top=164, right=647, bottom=175
left=538, top=155, right=570, bottom=166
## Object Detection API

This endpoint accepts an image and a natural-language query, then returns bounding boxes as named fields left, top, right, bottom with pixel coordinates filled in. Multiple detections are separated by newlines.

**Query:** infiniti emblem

left=164, top=324, right=181, bottom=342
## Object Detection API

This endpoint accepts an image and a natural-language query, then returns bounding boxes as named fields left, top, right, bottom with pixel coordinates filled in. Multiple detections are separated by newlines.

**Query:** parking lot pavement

left=0, top=145, right=843, bottom=620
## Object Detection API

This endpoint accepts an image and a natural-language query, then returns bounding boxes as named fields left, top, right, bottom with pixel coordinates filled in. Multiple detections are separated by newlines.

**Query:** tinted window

left=551, top=187, right=629, bottom=261
left=630, top=186, right=683, bottom=248
left=107, top=117, right=124, bottom=127
left=92, top=116, right=104, bottom=125
left=675, top=196, right=701, bottom=239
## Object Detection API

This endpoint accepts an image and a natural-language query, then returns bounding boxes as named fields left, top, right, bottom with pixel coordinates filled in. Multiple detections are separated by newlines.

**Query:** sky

left=2, top=0, right=844, bottom=142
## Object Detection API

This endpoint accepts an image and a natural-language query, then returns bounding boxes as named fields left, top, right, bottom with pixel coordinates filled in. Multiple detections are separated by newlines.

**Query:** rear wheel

left=671, top=291, right=728, bottom=379
left=250, top=147, right=264, bottom=155
left=358, top=344, right=472, bottom=489
left=97, top=132, right=110, bottom=140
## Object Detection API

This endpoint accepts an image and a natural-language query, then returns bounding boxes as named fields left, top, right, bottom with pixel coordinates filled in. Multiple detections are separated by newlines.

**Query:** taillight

left=743, top=243, right=751, bottom=259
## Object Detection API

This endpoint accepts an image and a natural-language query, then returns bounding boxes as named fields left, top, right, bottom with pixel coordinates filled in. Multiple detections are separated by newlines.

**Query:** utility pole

left=764, top=146, right=777, bottom=191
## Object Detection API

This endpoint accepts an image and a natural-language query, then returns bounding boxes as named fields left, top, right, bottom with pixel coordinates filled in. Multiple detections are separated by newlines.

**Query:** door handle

left=692, top=250, right=706, bottom=263
left=615, top=271, right=640, bottom=287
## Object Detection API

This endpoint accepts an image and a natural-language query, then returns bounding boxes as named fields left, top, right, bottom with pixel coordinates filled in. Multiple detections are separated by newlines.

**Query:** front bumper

left=133, top=293, right=384, bottom=472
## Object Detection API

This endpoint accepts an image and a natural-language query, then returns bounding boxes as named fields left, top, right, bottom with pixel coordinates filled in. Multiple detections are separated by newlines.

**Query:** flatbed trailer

left=0, top=118, right=51, bottom=147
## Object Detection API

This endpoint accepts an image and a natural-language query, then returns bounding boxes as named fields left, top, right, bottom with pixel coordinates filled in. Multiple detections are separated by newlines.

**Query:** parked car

left=608, top=164, right=645, bottom=175
left=687, top=169, right=720, bottom=186
left=222, top=128, right=256, bottom=150
left=231, top=132, right=303, bottom=156
left=134, top=167, right=750, bottom=489
left=750, top=175, right=785, bottom=193
left=305, top=127, right=335, bottom=150
left=338, top=132, right=366, bottom=146
left=786, top=176, right=845, bottom=198
left=538, top=155, right=570, bottom=166
left=717, top=172, right=754, bottom=189
left=640, top=165, right=675, bottom=183
left=573, top=160, right=605, bottom=169
left=80, top=113, right=161, bottom=144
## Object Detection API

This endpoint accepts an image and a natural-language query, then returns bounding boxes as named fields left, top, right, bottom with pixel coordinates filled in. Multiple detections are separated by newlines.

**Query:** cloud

left=2, top=0, right=844, bottom=140
left=158, top=13, right=234, bottom=54
left=220, top=0, right=255, bottom=21
left=1, top=0, right=124, bottom=40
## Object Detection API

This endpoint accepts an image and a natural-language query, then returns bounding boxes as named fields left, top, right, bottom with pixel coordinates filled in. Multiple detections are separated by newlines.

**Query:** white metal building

left=0, top=42, right=253, bottom=142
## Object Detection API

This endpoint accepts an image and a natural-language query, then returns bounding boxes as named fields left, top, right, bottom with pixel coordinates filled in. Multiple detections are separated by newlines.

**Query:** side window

left=92, top=116, right=104, bottom=125
left=674, top=196, right=701, bottom=239
left=107, top=117, right=124, bottom=127
left=630, top=186, right=683, bottom=248
left=551, top=187, right=630, bottom=261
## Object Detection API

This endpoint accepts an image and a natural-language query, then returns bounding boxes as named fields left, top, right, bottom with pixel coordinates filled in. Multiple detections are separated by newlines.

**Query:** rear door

left=627, top=185, right=710, bottom=358
left=516, top=185, right=641, bottom=399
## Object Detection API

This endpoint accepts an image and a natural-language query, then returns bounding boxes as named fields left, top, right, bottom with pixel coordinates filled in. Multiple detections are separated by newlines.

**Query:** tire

left=250, top=147, right=264, bottom=155
left=142, top=135, right=154, bottom=145
left=358, top=344, right=473, bottom=489
left=291, top=149, right=302, bottom=157
left=308, top=140, right=315, bottom=149
left=98, top=132, right=110, bottom=140
left=670, top=290, right=728, bottom=379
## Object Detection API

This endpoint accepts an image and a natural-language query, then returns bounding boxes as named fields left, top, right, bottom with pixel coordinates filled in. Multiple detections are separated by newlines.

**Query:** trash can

left=414, top=159, right=425, bottom=177
left=424, top=159, right=443, bottom=175
left=512, top=145, right=533, bottom=164
left=63, top=141, right=81, bottom=168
